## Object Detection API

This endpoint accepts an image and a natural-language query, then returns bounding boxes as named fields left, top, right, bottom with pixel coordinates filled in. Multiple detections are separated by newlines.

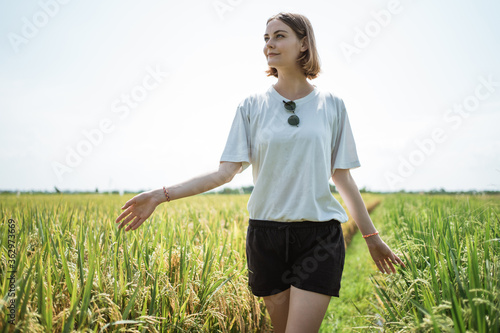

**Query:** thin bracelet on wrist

left=362, top=231, right=379, bottom=239
left=162, top=186, right=170, bottom=202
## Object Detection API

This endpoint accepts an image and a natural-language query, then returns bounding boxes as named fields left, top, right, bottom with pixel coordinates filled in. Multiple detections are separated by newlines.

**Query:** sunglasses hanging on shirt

left=283, top=100, right=299, bottom=126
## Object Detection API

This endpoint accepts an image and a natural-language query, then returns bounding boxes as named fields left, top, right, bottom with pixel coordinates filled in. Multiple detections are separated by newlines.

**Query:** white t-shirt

left=220, top=84, right=361, bottom=223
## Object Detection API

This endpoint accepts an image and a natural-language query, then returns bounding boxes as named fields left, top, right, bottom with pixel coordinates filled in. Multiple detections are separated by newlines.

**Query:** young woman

left=116, top=12, right=405, bottom=333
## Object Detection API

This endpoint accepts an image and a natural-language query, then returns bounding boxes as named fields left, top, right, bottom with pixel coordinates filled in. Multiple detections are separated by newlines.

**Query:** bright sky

left=1, top=0, right=499, bottom=193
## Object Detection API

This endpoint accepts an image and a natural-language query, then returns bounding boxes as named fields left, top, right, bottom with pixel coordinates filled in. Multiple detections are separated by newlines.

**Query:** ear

left=300, top=36, right=308, bottom=52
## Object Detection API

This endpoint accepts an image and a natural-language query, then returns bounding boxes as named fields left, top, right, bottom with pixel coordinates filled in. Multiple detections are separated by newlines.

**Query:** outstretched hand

left=365, top=237, right=406, bottom=274
left=115, top=191, right=160, bottom=231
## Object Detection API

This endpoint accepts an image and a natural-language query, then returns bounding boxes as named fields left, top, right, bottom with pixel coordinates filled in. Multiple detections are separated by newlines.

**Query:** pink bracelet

left=162, top=186, right=170, bottom=202
left=362, top=231, right=379, bottom=239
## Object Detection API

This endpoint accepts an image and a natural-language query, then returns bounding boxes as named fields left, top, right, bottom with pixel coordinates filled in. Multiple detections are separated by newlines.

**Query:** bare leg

left=285, top=286, right=331, bottom=333
left=263, top=288, right=291, bottom=333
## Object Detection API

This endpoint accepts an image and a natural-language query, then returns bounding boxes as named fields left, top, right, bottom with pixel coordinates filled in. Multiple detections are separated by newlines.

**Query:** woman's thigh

left=263, top=288, right=291, bottom=333
left=285, top=286, right=331, bottom=333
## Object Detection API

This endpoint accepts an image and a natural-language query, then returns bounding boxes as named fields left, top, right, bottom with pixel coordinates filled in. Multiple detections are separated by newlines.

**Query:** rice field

left=1, top=192, right=499, bottom=332
left=1, top=193, right=267, bottom=332
left=368, top=194, right=500, bottom=333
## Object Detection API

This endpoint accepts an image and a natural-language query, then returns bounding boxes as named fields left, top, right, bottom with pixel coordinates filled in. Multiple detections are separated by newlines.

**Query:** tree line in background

left=0, top=186, right=498, bottom=195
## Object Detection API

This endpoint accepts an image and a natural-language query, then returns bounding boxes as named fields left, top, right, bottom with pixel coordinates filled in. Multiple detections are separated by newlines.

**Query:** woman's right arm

left=152, top=161, right=243, bottom=203
left=116, top=161, right=242, bottom=231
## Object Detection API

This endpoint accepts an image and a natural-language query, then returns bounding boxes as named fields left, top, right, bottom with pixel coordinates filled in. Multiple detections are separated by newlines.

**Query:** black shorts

left=245, top=218, right=345, bottom=297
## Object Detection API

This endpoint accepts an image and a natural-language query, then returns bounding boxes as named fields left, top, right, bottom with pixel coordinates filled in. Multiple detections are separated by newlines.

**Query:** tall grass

left=0, top=193, right=271, bottom=332
left=2, top=192, right=462, bottom=332
left=370, top=194, right=500, bottom=332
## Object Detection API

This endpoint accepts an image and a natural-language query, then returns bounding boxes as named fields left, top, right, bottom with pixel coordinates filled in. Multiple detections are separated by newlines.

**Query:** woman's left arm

left=332, top=168, right=405, bottom=274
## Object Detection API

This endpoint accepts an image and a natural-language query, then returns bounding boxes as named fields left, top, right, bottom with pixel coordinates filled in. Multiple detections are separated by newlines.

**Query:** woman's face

left=263, top=19, right=307, bottom=72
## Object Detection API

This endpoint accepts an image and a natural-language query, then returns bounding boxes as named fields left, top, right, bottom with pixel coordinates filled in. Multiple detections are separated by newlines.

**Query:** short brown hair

left=265, top=12, right=321, bottom=80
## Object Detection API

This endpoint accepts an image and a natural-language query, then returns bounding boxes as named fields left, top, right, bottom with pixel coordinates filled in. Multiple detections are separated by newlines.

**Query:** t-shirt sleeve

left=331, top=97, right=361, bottom=175
left=220, top=104, right=251, bottom=173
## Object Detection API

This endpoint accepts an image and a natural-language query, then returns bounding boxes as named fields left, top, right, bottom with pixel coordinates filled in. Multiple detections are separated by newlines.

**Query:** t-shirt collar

left=268, top=84, right=318, bottom=105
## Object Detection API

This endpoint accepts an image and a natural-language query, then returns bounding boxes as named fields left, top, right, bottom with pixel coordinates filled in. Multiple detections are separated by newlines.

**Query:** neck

left=273, top=69, right=314, bottom=101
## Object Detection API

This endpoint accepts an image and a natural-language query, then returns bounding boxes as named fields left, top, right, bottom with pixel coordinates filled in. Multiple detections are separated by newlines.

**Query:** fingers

left=116, top=197, right=138, bottom=223
left=379, top=253, right=405, bottom=274
left=372, top=251, right=405, bottom=274
left=369, top=241, right=406, bottom=274
left=121, top=197, right=135, bottom=210
left=117, top=213, right=145, bottom=232
left=125, top=216, right=141, bottom=231
left=115, top=205, right=134, bottom=223
left=379, top=259, right=393, bottom=274
left=394, top=253, right=406, bottom=268
left=385, top=259, right=397, bottom=274
left=126, top=216, right=143, bottom=231
left=388, top=252, right=405, bottom=269
left=118, top=213, right=136, bottom=229
left=374, top=260, right=385, bottom=274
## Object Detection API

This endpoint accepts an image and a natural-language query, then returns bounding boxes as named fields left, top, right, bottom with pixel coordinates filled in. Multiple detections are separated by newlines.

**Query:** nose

left=264, top=44, right=272, bottom=55
left=265, top=44, right=275, bottom=55
left=265, top=38, right=275, bottom=49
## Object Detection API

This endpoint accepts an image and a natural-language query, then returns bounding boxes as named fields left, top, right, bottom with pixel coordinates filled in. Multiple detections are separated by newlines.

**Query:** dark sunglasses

left=283, top=100, right=299, bottom=126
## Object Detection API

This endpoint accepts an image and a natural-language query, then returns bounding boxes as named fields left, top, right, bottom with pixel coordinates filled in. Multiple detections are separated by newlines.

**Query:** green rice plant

left=0, top=193, right=272, bottom=332
left=369, top=194, right=500, bottom=332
